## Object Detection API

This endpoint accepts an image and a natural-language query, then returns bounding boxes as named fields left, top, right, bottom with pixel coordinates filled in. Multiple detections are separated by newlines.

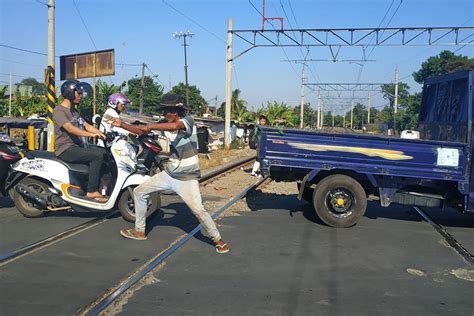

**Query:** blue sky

left=1, top=0, right=473, bottom=115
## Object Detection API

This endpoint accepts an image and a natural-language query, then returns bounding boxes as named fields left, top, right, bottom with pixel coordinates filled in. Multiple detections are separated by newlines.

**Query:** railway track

left=413, top=207, right=474, bottom=265
left=80, top=175, right=268, bottom=315
left=0, top=155, right=256, bottom=267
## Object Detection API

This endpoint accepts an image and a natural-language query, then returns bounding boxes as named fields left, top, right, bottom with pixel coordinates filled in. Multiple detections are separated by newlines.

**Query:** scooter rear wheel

left=13, top=177, right=49, bottom=218
left=118, top=187, right=160, bottom=223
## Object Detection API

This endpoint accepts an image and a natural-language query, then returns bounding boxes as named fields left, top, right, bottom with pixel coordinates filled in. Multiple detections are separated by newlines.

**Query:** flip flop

left=84, top=195, right=109, bottom=203
left=120, top=229, right=147, bottom=240
left=215, top=243, right=230, bottom=254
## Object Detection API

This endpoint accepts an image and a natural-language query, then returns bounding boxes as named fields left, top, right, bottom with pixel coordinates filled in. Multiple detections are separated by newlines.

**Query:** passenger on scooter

left=52, top=80, right=108, bottom=202
left=98, top=93, right=145, bottom=147
left=112, top=92, right=230, bottom=254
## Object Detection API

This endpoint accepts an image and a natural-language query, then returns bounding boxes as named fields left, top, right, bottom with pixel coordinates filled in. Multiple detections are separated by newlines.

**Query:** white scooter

left=5, top=132, right=159, bottom=222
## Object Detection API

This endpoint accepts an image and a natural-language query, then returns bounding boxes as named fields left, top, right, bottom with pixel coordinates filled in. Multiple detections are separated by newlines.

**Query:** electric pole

left=173, top=31, right=194, bottom=107
left=225, top=19, right=233, bottom=150
left=350, top=100, right=354, bottom=129
left=46, top=0, right=55, bottom=152
left=299, top=64, right=306, bottom=128
left=139, top=62, right=145, bottom=115
left=9, top=72, right=12, bottom=117
left=367, top=92, right=371, bottom=124
left=316, top=90, right=320, bottom=129
left=394, top=66, right=399, bottom=114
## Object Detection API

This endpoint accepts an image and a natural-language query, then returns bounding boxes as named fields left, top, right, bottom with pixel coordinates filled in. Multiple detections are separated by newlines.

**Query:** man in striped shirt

left=113, top=93, right=229, bottom=254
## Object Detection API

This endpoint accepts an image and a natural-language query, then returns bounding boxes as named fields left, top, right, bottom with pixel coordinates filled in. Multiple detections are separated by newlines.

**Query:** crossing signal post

left=45, top=66, right=56, bottom=152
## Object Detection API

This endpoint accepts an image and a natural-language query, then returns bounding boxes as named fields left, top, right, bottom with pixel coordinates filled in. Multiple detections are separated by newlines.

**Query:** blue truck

left=259, top=70, right=474, bottom=227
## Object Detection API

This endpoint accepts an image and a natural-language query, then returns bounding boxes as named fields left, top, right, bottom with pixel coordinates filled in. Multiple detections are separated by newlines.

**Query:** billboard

left=60, top=49, right=115, bottom=80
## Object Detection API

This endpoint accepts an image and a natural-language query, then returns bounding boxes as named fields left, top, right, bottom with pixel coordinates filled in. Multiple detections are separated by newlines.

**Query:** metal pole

left=367, top=92, right=371, bottom=124
left=316, top=90, right=320, bottom=129
left=183, top=34, right=189, bottom=107
left=139, top=62, right=145, bottom=115
left=46, top=0, right=55, bottom=152
left=9, top=72, right=12, bottom=117
left=351, top=100, right=354, bottom=129
left=394, top=66, right=399, bottom=114
left=92, top=53, right=96, bottom=116
left=225, top=19, right=233, bottom=150
left=299, top=64, right=305, bottom=128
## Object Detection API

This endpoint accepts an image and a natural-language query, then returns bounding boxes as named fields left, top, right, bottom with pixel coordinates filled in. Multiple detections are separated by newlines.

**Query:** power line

left=0, top=44, right=47, bottom=56
left=72, top=0, right=98, bottom=50
left=162, top=0, right=225, bottom=43
left=0, top=58, right=44, bottom=67
left=144, top=64, right=166, bottom=88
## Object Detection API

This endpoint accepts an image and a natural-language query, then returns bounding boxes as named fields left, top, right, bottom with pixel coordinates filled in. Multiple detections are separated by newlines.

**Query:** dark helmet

left=159, top=92, right=188, bottom=115
left=61, top=80, right=93, bottom=101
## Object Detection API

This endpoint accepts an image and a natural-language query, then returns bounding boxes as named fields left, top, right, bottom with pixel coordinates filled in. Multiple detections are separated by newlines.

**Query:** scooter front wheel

left=13, top=177, right=49, bottom=218
left=118, top=186, right=161, bottom=223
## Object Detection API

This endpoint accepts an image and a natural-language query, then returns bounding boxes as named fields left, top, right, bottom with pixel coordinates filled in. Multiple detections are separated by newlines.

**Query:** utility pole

left=9, top=72, right=12, bottom=117
left=316, top=90, right=320, bottom=129
left=394, top=66, right=399, bottom=114
left=350, top=100, right=354, bottom=129
left=46, top=0, right=55, bottom=152
left=299, top=64, right=306, bottom=128
left=173, top=31, right=194, bottom=107
left=225, top=19, right=233, bottom=150
left=139, top=62, right=145, bottom=115
left=367, top=92, right=371, bottom=124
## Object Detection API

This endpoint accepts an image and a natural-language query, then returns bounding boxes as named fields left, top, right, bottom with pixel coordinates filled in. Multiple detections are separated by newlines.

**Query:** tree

left=259, top=101, right=297, bottom=127
left=95, top=80, right=120, bottom=115
left=293, top=103, right=314, bottom=128
left=0, top=86, right=8, bottom=116
left=412, top=50, right=474, bottom=84
left=217, top=89, right=254, bottom=122
left=20, top=77, right=45, bottom=95
left=127, top=76, right=164, bottom=114
left=172, top=83, right=207, bottom=115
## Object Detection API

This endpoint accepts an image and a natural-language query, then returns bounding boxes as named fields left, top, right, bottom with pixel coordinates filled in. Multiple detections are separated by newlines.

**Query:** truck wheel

left=296, top=182, right=314, bottom=203
left=118, top=187, right=161, bottom=223
left=313, top=174, right=367, bottom=228
left=13, top=177, right=48, bottom=218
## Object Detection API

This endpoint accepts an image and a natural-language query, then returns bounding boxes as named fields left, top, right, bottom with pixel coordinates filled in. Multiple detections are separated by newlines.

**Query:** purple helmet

left=108, top=93, right=131, bottom=109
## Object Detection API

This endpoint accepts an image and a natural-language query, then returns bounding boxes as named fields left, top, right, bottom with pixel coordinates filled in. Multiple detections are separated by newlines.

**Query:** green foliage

left=171, top=83, right=208, bottom=116
left=20, top=78, right=45, bottom=95
left=259, top=101, right=297, bottom=127
left=293, top=103, right=315, bottom=128
left=217, top=89, right=254, bottom=122
left=412, top=50, right=474, bottom=84
left=95, top=80, right=121, bottom=115
left=10, top=87, right=47, bottom=117
left=0, top=86, right=8, bottom=116
left=127, top=76, right=164, bottom=114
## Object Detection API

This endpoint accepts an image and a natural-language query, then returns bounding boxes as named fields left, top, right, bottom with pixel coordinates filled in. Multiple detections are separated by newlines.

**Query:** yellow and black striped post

left=45, top=65, right=56, bottom=152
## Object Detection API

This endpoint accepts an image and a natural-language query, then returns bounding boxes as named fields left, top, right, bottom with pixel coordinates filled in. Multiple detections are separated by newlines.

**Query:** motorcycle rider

left=98, top=93, right=145, bottom=147
left=112, top=92, right=229, bottom=254
left=52, top=80, right=107, bottom=202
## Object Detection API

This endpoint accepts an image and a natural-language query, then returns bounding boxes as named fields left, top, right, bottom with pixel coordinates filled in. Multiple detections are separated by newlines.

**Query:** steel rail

left=0, top=155, right=257, bottom=266
left=413, top=207, right=474, bottom=265
left=82, top=177, right=267, bottom=315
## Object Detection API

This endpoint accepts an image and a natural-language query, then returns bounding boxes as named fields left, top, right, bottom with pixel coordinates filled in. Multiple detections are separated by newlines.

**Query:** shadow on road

left=245, top=189, right=474, bottom=228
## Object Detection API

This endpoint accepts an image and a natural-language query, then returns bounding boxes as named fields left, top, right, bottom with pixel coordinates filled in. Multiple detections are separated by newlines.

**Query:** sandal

left=120, top=228, right=147, bottom=241
left=215, top=242, right=230, bottom=254
left=85, top=195, right=109, bottom=203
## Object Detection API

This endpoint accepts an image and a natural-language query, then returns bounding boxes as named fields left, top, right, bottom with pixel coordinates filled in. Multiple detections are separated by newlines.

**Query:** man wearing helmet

left=52, top=80, right=108, bottom=202
left=112, top=92, right=229, bottom=254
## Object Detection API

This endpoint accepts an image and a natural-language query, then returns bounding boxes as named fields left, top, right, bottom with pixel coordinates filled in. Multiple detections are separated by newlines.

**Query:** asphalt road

left=1, top=190, right=473, bottom=315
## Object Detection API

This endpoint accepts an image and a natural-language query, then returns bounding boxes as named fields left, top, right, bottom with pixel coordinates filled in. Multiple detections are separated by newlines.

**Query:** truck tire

left=118, top=187, right=160, bottom=223
left=13, top=177, right=48, bottom=218
left=296, top=182, right=314, bottom=203
left=313, top=174, right=367, bottom=228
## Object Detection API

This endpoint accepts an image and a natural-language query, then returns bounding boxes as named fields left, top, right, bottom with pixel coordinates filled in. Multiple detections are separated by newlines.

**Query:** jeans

left=133, top=171, right=221, bottom=242
left=59, top=145, right=105, bottom=193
